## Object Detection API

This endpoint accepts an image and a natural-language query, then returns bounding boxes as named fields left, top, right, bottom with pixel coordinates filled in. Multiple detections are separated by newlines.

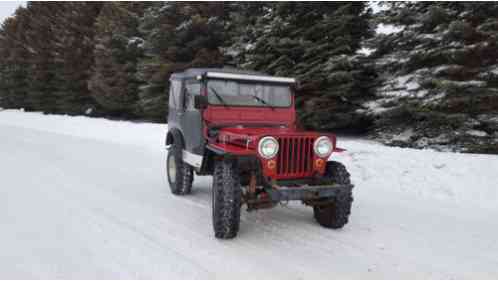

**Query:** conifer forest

left=1, top=2, right=497, bottom=153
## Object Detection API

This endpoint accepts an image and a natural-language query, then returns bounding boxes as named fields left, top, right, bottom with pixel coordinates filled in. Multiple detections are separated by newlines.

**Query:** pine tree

left=0, top=7, right=30, bottom=109
left=137, top=2, right=225, bottom=121
left=51, top=2, right=103, bottom=115
left=21, top=2, right=61, bottom=113
left=231, top=3, right=375, bottom=132
left=89, top=2, right=148, bottom=118
left=222, top=3, right=267, bottom=66
left=371, top=2, right=498, bottom=153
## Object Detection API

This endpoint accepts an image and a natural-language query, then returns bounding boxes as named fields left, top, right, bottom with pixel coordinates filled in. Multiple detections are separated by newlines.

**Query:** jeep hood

left=215, top=126, right=335, bottom=150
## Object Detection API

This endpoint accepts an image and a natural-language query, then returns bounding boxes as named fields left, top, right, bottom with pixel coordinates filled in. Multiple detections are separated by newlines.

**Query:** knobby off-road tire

left=167, top=141, right=193, bottom=195
left=212, top=159, right=242, bottom=239
left=313, top=161, right=353, bottom=229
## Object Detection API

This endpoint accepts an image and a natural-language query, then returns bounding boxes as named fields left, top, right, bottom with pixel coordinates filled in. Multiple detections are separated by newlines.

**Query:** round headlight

left=314, top=136, right=333, bottom=158
left=258, top=136, right=279, bottom=159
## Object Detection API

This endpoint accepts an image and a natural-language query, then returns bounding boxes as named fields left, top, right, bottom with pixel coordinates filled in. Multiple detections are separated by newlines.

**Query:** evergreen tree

left=1, top=1, right=496, bottom=154
left=231, top=3, right=375, bottom=132
left=223, top=3, right=267, bottom=66
left=51, top=2, right=103, bottom=115
left=1, top=2, right=102, bottom=115
left=137, top=2, right=225, bottom=121
left=0, top=7, right=30, bottom=109
left=371, top=2, right=498, bottom=153
left=89, top=2, right=148, bottom=118
left=22, top=2, right=60, bottom=112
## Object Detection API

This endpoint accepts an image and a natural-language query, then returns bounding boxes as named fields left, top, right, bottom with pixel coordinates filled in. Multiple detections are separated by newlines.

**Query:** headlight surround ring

left=314, top=136, right=333, bottom=158
left=258, top=136, right=279, bottom=159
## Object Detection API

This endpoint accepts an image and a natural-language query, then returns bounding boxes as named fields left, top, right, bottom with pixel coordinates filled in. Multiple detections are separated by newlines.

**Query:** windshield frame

left=204, top=79, right=294, bottom=109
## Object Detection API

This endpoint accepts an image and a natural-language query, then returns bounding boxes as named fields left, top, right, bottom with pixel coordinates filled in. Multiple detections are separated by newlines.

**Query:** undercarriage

left=242, top=176, right=353, bottom=211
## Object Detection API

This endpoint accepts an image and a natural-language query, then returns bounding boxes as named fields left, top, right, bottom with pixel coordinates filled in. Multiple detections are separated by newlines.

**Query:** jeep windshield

left=207, top=79, right=292, bottom=108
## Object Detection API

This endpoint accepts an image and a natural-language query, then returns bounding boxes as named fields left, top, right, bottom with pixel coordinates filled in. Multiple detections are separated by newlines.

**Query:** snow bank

left=334, top=138, right=498, bottom=211
left=0, top=109, right=167, bottom=149
left=2, top=109, right=497, bottom=210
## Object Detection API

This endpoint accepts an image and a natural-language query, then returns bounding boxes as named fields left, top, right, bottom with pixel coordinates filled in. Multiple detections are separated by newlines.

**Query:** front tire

left=313, top=161, right=353, bottom=229
left=212, top=159, right=242, bottom=239
left=166, top=142, right=193, bottom=195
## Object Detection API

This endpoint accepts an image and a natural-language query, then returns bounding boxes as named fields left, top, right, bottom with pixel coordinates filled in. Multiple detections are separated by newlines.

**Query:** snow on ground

left=0, top=110, right=165, bottom=149
left=1, top=109, right=498, bottom=279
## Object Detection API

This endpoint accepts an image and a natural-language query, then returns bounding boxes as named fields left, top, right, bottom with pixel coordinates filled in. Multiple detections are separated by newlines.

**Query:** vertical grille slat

left=277, top=139, right=282, bottom=174
left=306, top=137, right=311, bottom=171
left=290, top=138, right=295, bottom=174
left=298, top=138, right=302, bottom=173
left=284, top=138, right=290, bottom=174
left=299, top=139, right=306, bottom=173
left=304, top=139, right=308, bottom=173
left=275, top=136, right=315, bottom=179
left=307, top=138, right=313, bottom=171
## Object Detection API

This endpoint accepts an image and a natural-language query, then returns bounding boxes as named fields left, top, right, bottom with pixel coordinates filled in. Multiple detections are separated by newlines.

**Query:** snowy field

left=1, top=109, right=498, bottom=279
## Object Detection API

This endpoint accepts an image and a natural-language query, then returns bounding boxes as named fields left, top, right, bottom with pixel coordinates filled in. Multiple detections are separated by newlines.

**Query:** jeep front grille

left=276, top=136, right=315, bottom=179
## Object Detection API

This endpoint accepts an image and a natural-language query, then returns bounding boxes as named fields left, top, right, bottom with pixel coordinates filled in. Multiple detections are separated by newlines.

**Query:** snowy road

left=1, top=110, right=498, bottom=279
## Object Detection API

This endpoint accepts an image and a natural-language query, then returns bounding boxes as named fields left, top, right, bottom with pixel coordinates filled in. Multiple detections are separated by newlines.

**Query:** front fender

left=166, top=128, right=184, bottom=147
left=206, top=143, right=256, bottom=157
left=333, top=147, right=346, bottom=153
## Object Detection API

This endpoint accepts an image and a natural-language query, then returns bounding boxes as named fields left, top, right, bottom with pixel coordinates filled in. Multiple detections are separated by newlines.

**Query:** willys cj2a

left=166, top=68, right=353, bottom=239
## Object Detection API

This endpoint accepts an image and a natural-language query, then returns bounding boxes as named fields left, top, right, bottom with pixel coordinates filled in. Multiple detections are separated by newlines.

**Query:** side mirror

left=194, top=95, right=208, bottom=110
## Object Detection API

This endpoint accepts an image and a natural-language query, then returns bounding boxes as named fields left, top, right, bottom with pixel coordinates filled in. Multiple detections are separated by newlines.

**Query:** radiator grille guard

left=276, top=136, right=316, bottom=179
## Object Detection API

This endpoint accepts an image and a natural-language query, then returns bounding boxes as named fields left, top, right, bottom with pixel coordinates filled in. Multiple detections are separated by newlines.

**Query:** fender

left=166, top=128, right=183, bottom=147
left=206, top=143, right=256, bottom=157
left=200, top=143, right=256, bottom=175
left=333, top=147, right=346, bottom=153
left=167, top=128, right=204, bottom=169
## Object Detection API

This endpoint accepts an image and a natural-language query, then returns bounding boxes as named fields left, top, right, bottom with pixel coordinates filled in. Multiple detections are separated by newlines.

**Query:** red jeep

left=166, top=68, right=353, bottom=239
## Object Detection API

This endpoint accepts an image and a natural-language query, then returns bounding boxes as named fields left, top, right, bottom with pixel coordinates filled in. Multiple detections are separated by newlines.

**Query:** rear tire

left=313, top=161, right=353, bottom=229
left=167, top=141, right=193, bottom=195
left=212, top=159, right=242, bottom=239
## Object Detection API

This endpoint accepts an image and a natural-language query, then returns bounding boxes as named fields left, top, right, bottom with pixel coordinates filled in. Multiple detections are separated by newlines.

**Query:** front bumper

left=267, top=183, right=354, bottom=202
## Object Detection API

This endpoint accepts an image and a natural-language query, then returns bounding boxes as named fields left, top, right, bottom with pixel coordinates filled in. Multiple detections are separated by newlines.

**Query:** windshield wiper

left=252, top=95, right=274, bottom=110
left=209, top=87, right=228, bottom=108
